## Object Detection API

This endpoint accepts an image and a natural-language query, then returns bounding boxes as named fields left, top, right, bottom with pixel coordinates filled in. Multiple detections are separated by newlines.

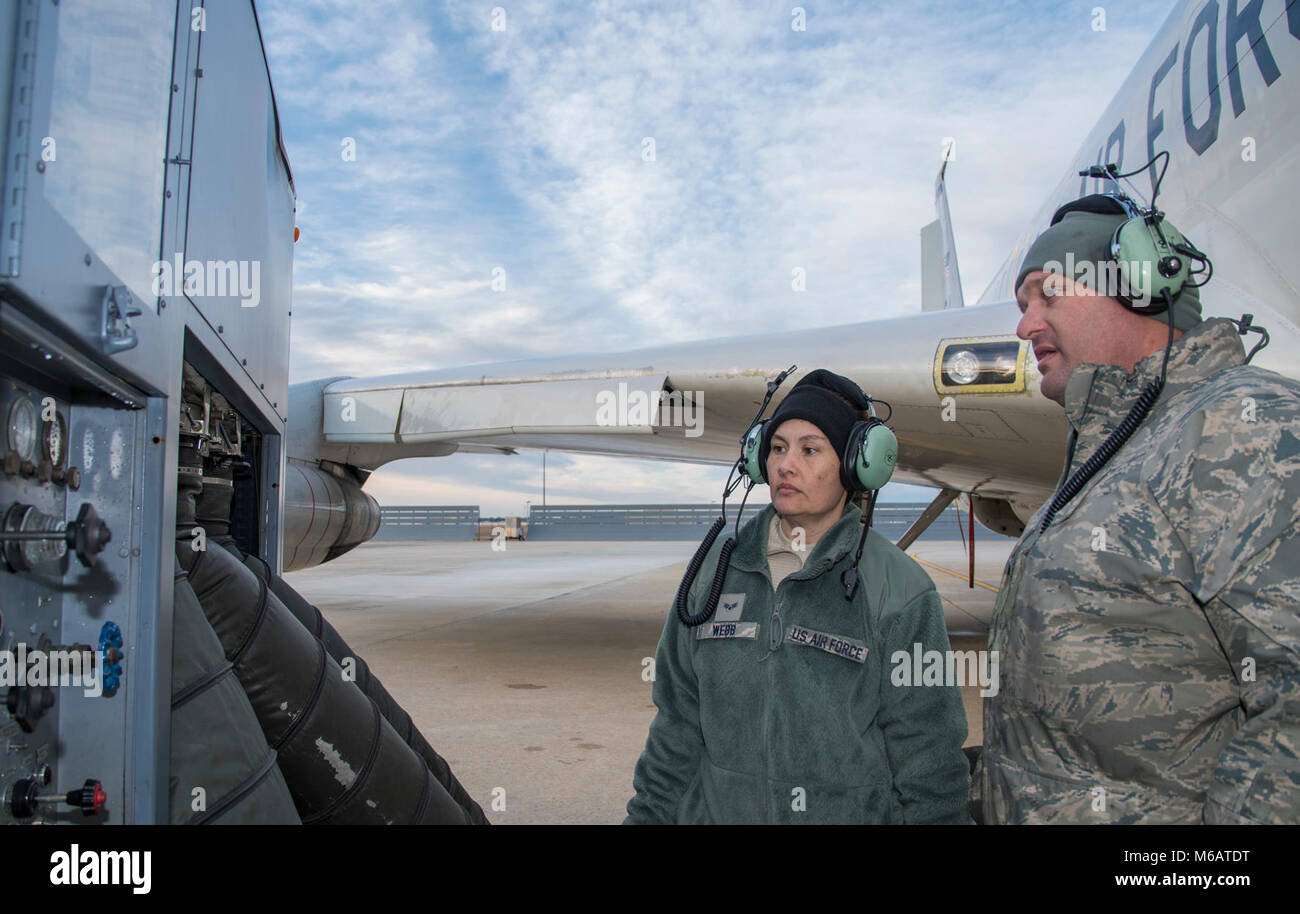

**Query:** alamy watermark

left=890, top=642, right=1000, bottom=697
left=595, top=383, right=703, bottom=438
left=0, top=643, right=105, bottom=697
left=50, top=845, right=150, bottom=894
left=1040, top=253, right=1153, bottom=308
left=151, top=254, right=262, bottom=307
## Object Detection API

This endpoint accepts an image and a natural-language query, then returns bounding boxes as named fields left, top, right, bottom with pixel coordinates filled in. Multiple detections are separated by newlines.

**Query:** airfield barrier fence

left=373, top=506, right=480, bottom=541
left=871, top=503, right=972, bottom=543
left=526, top=503, right=971, bottom=543
left=370, top=502, right=976, bottom=544
left=525, top=504, right=720, bottom=541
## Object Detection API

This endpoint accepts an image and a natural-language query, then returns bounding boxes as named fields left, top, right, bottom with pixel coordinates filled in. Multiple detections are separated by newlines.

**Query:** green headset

left=1040, top=158, right=1265, bottom=542
left=1108, top=200, right=1193, bottom=312
left=1069, top=159, right=1210, bottom=315
left=674, top=367, right=901, bottom=619
left=1036, top=159, right=1221, bottom=535
left=739, top=397, right=898, bottom=493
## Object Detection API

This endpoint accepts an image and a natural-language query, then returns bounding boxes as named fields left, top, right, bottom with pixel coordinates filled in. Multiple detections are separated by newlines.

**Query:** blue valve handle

left=97, top=621, right=123, bottom=692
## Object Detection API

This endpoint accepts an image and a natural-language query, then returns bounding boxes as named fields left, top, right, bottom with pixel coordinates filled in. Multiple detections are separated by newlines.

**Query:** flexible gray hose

left=177, top=541, right=476, bottom=824
left=228, top=542, right=488, bottom=824
left=170, top=558, right=301, bottom=824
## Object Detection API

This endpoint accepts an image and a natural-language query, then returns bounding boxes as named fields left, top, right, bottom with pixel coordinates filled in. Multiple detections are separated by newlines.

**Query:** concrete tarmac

left=286, top=535, right=1014, bottom=824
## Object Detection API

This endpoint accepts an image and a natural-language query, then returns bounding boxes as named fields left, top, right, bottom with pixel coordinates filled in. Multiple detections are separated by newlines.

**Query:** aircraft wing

left=289, top=301, right=1065, bottom=521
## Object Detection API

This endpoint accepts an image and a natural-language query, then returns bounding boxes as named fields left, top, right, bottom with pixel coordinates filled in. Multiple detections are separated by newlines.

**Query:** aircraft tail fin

left=921, top=151, right=965, bottom=311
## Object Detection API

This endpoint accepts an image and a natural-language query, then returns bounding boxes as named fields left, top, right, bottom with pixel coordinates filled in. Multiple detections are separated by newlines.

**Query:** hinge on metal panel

left=100, top=285, right=142, bottom=354
left=1, top=0, right=40, bottom=278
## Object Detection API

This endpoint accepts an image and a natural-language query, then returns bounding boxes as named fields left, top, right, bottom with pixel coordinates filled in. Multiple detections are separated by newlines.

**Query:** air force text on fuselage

left=1080, top=0, right=1294, bottom=201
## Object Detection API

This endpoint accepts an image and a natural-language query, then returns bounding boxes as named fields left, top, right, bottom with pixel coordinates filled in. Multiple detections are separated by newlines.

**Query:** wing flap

left=322, top=376, right=669, bottom=444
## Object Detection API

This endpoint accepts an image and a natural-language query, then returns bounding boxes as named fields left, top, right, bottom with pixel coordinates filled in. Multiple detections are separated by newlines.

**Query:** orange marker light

left=294, top=226, right=300, bottom=242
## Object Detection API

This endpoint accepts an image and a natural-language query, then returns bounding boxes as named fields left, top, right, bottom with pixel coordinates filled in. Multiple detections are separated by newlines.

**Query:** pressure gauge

left=7, top=397, right=37, bottom=461
left=43, top=411, right=67, bottom=466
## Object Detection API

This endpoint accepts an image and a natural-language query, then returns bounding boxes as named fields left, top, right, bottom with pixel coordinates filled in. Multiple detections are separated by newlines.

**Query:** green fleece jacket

left=625, top=502, right=971, bottom=824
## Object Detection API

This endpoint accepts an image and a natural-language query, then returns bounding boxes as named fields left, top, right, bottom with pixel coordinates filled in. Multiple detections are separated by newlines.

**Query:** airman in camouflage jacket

left=976, top=317, right=1300, bottom=823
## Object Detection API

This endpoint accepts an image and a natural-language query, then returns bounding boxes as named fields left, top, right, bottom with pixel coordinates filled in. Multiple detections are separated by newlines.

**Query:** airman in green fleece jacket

left=625, top=370, right=971, bottom=824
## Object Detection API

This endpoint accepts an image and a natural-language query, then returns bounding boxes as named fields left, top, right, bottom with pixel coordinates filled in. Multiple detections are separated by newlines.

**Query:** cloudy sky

left=259, top=0, right=1177, bottom=515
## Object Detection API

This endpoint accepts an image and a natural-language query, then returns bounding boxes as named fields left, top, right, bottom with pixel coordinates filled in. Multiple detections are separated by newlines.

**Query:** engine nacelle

left=969, top=494, right=1032, bottom=539
left=282, top=460, right=381, bottom=571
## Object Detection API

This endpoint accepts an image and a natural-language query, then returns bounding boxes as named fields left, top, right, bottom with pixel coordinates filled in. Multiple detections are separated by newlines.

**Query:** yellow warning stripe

left=908, top=554, right=999, bottom=593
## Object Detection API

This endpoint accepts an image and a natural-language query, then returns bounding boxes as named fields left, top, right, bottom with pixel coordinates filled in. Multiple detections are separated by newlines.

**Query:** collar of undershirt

left=767, top=513, right=807, bottom=565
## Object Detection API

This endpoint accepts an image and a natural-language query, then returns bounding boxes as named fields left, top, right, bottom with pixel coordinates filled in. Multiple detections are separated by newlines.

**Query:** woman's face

left=767, top=418, right=848, bottom=529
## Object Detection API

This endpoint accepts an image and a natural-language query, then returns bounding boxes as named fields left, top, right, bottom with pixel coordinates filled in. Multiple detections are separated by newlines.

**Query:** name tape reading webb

left=696, top=621, right=759, bottom=640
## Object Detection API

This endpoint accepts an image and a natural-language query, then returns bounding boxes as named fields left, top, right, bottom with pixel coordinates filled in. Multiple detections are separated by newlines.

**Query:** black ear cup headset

left=837, top=404, right=898, bottom=600
left=739, top=395, right=898, bottom=494
left=1038, top=154, right=1267, bottom=532
left=742, top=383, right=898, bottom=601
left=674, top=366, right=900, bottom=626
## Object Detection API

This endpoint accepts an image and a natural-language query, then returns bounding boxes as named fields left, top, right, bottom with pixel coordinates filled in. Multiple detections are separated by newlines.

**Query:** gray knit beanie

left=1014, top=195, right=1202, bottom=331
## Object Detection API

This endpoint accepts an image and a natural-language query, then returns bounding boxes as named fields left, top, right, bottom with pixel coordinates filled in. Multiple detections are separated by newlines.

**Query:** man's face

left=1015, top=270, right=1146, bottom=406
left=767, top=418, right=848, bottom=527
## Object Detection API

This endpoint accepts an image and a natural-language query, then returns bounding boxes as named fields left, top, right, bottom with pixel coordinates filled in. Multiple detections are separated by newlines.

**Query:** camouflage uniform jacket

left=977, top=317, right=1300, bottom=824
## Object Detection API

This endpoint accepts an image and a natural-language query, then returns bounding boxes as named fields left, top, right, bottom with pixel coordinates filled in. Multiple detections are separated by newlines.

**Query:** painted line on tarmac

left=907, top=554, right=999, bottom=593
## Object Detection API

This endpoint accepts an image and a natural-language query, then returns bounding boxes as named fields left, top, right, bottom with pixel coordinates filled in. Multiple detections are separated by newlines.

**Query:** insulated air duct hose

left=170, top=558, right=301, bottom=823
left=176, top=435, right=486, bottom=823
left=221, top=539, right=488, bottom=824
left=177, top=539, right=476, bottom=824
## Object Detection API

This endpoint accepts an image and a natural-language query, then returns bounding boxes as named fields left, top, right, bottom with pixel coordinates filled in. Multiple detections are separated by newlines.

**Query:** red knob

left=65, top=779, right=105, bottom=815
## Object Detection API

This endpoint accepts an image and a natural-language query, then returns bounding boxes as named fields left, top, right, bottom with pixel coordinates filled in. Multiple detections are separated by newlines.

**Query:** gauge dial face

left=7, top=397, right=36, bottom=461
left=43, top=412, right=67, bottom=466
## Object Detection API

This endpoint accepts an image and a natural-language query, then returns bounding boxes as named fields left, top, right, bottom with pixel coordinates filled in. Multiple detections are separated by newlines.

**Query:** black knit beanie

left=759, top=369, right=868, bottom=482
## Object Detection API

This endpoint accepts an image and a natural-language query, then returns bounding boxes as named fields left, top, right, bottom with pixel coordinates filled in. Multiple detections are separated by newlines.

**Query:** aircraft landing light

left=934, top=336, right=1028, bottom=395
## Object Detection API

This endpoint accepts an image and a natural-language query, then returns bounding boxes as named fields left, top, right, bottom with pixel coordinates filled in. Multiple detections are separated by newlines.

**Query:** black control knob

left=68, top=503, right=112, bottom=567
left=65, top=779, right=107, bottom=816
left=6, top=683, right=55, bottom=732
left=8, top=777, right=40, bottom=818
left=0, top=502, right=112, bottom=570
left=7, top=775, right=106, bottom=818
